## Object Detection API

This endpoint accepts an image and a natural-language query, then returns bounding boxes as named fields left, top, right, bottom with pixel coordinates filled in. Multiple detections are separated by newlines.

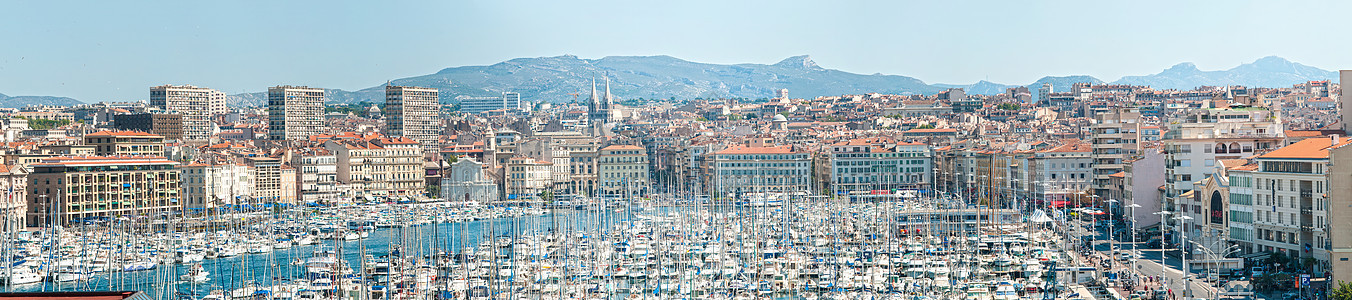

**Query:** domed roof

left=772, top=114, right=788, bottom=122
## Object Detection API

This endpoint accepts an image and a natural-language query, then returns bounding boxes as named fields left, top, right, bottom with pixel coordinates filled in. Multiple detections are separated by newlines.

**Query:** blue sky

left=0, top=0, right=1347, bottom=101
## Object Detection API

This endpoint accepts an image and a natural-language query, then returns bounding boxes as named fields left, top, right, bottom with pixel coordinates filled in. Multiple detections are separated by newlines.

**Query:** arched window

left=1210, top=191, right=1224, bottom=224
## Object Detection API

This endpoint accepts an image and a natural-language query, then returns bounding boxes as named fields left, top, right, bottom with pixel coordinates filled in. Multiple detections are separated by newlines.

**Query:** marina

left=0, top=191, right=1125, bottom=299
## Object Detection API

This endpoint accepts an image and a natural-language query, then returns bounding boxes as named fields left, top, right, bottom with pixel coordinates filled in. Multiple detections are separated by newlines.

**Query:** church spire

left=588, top=77, right=598, bottom=107
left=603, top=77, right=613, bottom=107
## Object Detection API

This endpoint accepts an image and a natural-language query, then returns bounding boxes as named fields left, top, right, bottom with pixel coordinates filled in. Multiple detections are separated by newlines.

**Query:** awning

left=1049, top=200, right=1070, bottom=208
left=1029, top=210, right=1053, bottom=223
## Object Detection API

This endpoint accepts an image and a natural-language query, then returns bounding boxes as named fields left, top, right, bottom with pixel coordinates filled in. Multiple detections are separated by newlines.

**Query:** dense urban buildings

left=2, top=69, right=1350, bottom=297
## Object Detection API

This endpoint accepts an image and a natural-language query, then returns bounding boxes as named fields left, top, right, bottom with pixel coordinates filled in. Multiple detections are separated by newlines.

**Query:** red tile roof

left=85, top=130, right=162, bottom=138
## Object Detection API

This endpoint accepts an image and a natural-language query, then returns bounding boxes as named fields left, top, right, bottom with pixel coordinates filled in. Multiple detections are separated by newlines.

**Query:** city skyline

left=1, top=0, right=1349, bottom=101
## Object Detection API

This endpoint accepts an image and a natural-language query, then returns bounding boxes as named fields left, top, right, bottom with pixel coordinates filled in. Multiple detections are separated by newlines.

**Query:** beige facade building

left=85, top=130, right=166, bottom=157
left=384, top=85, right=440, bottom=153
left=246, top=157, right=282, bottom=205
left=291, top=148, right=339, bottom=204
left=26, top=156, right=180, bottom=227
left=598, top=145, right=649, bottom=197
left=506, top=156, right=552, bottom=201
left=1091, top=107, right=1141, bottom=198
left=711, top=145, right=810, bottom=197
left=268, top=86, right=325, bottom=141
left=150, top=84, right=221, bottom=141
left=0, top=165, right=27, bottom=231
left=1331, top=70, right=1352, bottom=282
left=180, top=162, right=251, bottom=209
left=324, top=136, right=425, bottom=198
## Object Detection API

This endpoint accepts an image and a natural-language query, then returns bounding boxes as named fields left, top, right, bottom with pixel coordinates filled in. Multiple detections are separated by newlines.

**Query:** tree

left=426, top=185, right=441, bottom=198
left=25, top=118, right=70, bottom=130
left=997, top=103, right=1020, bottom=110
left=745, top=113, right=758, bottom=119
left=1333, top=281, right=1352, bottom=300
left=916, top=124, right=936, bottom=129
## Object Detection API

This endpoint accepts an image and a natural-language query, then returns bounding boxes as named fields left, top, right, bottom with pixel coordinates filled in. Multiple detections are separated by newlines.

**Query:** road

left=1062, top=218, right=1237, bottom=299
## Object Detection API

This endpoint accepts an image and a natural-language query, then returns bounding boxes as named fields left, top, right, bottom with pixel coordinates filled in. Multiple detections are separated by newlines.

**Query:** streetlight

left=1105, top=199, right=1119, bottom=257
left=1154, top=210, right=1173, bottom=292
left=1175, top=215, right=1194, bottom=300
left=1188, top=241, right=1240, bottom=299
left=1128, top=203, right=1143, bottom=283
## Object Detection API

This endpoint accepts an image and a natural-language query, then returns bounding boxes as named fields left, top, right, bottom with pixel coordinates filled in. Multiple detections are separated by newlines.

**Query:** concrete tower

left=1343, top=70, right=1352, bottom=135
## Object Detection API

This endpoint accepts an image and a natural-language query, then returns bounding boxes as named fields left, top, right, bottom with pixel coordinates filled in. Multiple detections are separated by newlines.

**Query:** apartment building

left=598, top=145, right=649, bottom=197
left=268, top=86, right=325, bottom=141
left=149, top=84, right=221, bottom=141
left=26, top=156, right=180, bottom=227
left=1091, top=107, right=1141, bottom=198
left=560, top=138, right=599, bottom=197
left=711, top=145, right=811, bottom=197
left=113, top=113, right=184, bottom=140
left=1030, top=142, right=1093, bottom=206
left=1333, top=70, right=1352, bottom=282
left=290, top=148, right=339, bottom=204
left=0, top=165, right=26, bottom=231
left=1122, top=147, right=1166, bottom=228
left=384, top=85, right=440, bottom=154
left=1229, top=136, right=1338, bottom=273
left=323, top=136, right=425, bottom=198
left=1163, top=107, right=1283, bottom=244
left=829, top=138, right=932, bottom=195
left=180, top=163, right=252, bottom=209
left=505, top=156, right=551, bottom=200
left=246, top=157, right=282, bottom=205
left=84, top=130, right=166, bottom=157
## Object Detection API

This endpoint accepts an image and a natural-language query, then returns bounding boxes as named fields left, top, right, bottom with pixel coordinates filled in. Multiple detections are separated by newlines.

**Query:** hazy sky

left=1, top=0, right=1347, bottom=101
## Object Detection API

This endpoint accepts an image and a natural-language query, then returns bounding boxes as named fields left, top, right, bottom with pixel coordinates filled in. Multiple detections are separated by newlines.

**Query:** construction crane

left=567, top=92, right=581, bottom=104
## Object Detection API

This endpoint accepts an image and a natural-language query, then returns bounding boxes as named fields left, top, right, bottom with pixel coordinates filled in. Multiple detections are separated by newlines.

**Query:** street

left=1062, top=217, right=1246, bottom=299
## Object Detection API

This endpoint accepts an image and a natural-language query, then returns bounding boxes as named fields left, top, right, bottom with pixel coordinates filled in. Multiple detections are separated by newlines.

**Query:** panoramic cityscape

left=3, top=1, right=1352, bottom=300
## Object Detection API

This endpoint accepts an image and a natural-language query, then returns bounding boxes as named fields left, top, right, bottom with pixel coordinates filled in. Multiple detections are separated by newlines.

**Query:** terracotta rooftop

left=85, top=130, right=162, bottom=138
left=1261, top=136, right=1350, bottom=160
left=601, top=145, right=644, bottom=151
left=1041, top=142, right=1092, bottom=153
left=713, top=145, right=801, bottom=155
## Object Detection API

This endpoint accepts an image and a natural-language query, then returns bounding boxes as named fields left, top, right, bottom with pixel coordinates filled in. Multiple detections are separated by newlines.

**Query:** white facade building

left=829, top=138, right=932, bottom=195
left=711, top=145, right=812, bottom=197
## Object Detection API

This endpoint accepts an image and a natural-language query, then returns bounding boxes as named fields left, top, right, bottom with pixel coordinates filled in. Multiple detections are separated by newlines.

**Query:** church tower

left=588, top=76, right=614, bottom=137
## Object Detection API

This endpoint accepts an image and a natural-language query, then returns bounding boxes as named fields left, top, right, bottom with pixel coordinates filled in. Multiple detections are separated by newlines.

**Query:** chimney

left=1335, top=134, right=1340, bottom=146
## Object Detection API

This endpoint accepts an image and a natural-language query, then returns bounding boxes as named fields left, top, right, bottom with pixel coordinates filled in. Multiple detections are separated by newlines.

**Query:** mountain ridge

left=6, top=55, right=1340, bottom=108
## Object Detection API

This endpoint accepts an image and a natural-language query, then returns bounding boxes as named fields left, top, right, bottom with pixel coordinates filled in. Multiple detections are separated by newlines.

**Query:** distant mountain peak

left=1113, top=56, right=1334, bottom=90
left=1245, top=55, right=1299, bottom=71
left=775, top=55, right=820, bottom=69
left=1164, top=62, right=1200, bottom=73
left=1252, top=55, right=1290, bottom=64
